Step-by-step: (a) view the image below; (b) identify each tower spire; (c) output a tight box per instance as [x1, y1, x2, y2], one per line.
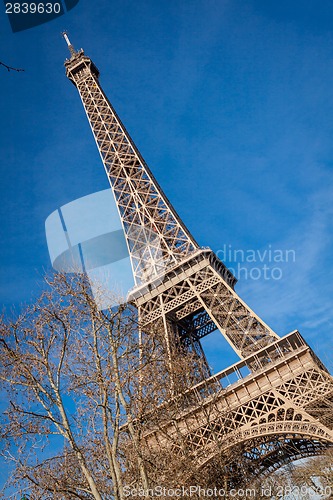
[62, 31, 77, 57]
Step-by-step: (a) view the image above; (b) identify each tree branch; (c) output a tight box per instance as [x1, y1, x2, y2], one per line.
[0, 61, 24, 72]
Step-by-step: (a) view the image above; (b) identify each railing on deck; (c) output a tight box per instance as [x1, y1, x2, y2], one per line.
[179, 330, 309, 408]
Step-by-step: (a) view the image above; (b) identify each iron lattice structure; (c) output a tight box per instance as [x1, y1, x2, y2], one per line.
[63, 36, 333, 483]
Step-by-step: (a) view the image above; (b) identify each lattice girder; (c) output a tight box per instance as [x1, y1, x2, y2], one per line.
[204, 437, 331, 489]
[65, 43, 274, 360]
[65, 52, 197, 284]
[133, 249, 278, 357]
[142, 333, 333, 474]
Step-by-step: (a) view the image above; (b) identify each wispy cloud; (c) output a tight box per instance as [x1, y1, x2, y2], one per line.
[235, 173, 333, 361]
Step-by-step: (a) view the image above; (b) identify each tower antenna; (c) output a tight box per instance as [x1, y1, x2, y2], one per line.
[62, 31, 76, 57]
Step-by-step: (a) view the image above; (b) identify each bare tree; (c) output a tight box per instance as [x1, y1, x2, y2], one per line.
[251, 449, 333, 500]
[0, 272, 148, 498]
[4, 271, 330, 499]
[0, 272, 216, 499]
[287, 450, 333, 498]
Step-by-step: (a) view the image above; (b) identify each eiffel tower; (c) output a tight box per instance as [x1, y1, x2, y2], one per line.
[63, 34, 333, 483]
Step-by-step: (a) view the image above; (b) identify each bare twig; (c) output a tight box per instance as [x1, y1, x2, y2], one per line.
[0, 61, 24, 72]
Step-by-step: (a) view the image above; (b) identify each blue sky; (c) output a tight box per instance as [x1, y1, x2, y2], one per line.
[1, 1, 333, 374]
[1, 0, 333, 494]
